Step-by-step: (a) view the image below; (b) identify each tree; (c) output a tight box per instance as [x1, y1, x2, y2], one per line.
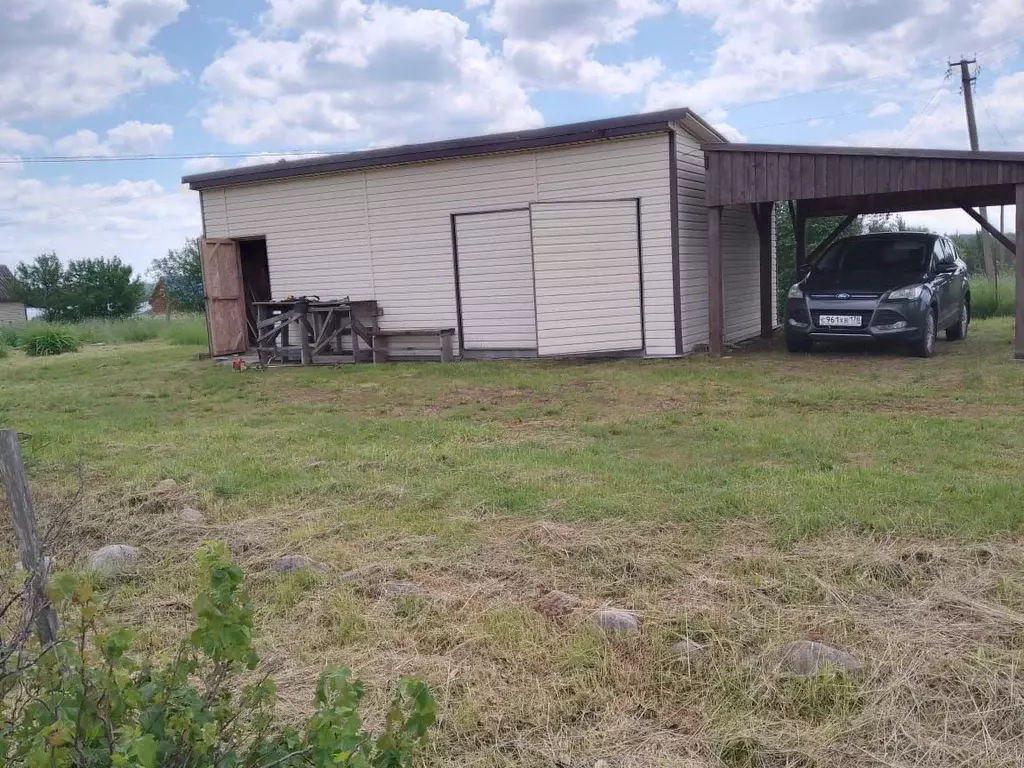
[150, 237, 204, 313]
[61, 257, 145, 321]
[13, 253, 63, 319]
[12, 254, 144, 322]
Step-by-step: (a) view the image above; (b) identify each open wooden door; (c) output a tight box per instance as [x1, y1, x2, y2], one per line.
[200, 238, 247, 356]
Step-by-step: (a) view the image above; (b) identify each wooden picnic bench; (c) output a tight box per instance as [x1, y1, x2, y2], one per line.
[371, 328, 456, 363]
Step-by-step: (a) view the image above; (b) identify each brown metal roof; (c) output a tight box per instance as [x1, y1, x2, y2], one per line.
[702, 142, 1024, 215]
[183, 108, 722, 190]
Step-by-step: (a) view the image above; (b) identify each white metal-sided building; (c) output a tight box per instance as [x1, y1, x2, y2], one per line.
[183, 108, 775, 360]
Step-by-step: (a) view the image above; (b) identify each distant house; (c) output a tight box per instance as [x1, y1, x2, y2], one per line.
[149, 279, 171, 316]
[0, 265, 27, 326]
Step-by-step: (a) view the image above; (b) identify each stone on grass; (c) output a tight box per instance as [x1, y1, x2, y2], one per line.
[153, 479, 178, 494]
[779, 640, 863, 676]
[378, 581, 428, 598]
[89, 545, 137, 578]
[275, 555, 328, 574]
[593, 609, 640, 636]
[537, 589, 580, 618]
[179, 507, 205, 524]
[671, 638, 706, 663]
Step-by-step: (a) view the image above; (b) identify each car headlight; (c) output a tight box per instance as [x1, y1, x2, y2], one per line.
[787, 284, 804, 299]
[887, 284, 924, 301]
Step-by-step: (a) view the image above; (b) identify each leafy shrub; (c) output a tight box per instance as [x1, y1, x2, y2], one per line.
[0, 341, 8, 359]
[0, 543, 436, 767]
[0, 326, 21, 348]
[20, 324, 81, 356]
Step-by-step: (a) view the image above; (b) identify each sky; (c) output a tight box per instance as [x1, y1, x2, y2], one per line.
[2, 0, 1023, 276]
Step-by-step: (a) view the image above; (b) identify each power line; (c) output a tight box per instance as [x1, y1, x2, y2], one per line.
[895, 71, 952, 147]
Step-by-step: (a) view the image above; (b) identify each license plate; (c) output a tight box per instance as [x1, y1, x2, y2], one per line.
[818, 314, 862, 327]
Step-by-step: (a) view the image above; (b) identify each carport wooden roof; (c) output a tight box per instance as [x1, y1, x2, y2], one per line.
[699, 142, 1024, 360]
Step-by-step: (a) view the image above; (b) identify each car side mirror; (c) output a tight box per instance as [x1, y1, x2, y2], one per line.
[937, 262, 957, 274]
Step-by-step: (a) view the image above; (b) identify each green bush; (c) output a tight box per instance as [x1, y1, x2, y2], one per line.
[0, 341, 8, 359]
[971, 275, 1016, 319]
[20, 325, 81, 356]
[0, 543, 436, 767]
[0, 326, 21, 348]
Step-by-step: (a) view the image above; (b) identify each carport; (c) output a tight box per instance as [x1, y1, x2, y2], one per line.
[702, 143, 1024, 358]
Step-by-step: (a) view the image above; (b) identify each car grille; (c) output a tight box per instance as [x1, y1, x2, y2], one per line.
[811, 310, 874, 332]
[808, 292, 883, 300]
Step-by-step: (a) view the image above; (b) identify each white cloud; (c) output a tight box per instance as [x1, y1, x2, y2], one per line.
[52, 121, 174, 157]
[484, 0, 666, 94]
[182, 157, 226, 174]
[0, 0, 186, 122]
[0, 124, 47, 152]
[0, 166, 200, 274]
[647, 0, 1023, 129]
[200, 0, 542, 147]
[868, 101, 902, 118]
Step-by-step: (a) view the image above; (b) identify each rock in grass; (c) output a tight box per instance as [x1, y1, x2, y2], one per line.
[89, 545, 137, 578]
[593, 609, 640, 636]
[537, 589, 580, 618]
[153, 479, 178, 494]
[275, 555, 328, 574]
[671, 638, 706, 663]
[778, 640, 862, 676]
[179, 507, 205, 524]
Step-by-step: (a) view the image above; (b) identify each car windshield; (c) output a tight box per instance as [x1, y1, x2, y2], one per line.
[814, 237, 930, 276]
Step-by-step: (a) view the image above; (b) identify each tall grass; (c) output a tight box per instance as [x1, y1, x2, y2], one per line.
[1, 314, 208, 351]
[971, 274, 1016, 319]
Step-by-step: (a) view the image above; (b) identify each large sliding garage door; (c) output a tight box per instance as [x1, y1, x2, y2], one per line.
[454, 209, 537, 352]
[530, 200, 643, 357]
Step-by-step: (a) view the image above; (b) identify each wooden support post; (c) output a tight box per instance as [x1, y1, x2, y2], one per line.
[794, 203, 808, 276]
[756, 203, 774, 339]
[256, 304, 268, 364]
[0, 429, 59, 646]
[296, 302, 312, 365]
[962, 207, 1017, 256]
[1016, 185, 1024, 360]
[708, 205, 725, 356]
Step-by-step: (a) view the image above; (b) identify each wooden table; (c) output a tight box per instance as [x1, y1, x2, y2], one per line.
[253, 299, 379, 365]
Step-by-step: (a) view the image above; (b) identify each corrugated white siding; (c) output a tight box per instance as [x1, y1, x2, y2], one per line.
[673, 125, 776, 350]
[0, 303, 26, 325]
[531, 201, 642, 356]
[200, 132, 675, 357]
[455, 210, 536, 350]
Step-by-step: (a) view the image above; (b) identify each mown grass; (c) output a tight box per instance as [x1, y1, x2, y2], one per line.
[2, 319, 1023, 767]
[971, 274, 1016, 319]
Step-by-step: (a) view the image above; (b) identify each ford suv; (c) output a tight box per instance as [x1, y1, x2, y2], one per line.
[785, 232, 970, 357]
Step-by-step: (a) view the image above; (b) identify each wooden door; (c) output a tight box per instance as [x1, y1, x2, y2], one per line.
[530, 201, 643, 356]
[200, 238, 247, 356]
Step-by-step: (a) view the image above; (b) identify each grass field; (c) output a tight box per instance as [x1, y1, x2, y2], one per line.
[2, 318, 1023, 767]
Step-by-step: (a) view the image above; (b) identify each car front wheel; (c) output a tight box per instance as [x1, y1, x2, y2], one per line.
[946, 301, 969, 341]
[910, 310, 937, 358]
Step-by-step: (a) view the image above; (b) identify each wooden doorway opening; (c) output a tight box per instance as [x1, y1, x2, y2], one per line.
[239, 238, 270, 345]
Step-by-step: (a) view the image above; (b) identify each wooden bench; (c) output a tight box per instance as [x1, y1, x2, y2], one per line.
[371, 328, 456, 363]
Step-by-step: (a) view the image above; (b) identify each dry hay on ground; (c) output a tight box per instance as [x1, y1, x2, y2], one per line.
[6, 486, 1024, 768]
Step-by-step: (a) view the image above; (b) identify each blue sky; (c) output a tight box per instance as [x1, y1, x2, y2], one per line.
[2, 0, 1023, 275]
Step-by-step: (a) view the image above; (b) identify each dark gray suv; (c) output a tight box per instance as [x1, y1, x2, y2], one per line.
[785, 232, 970, 358]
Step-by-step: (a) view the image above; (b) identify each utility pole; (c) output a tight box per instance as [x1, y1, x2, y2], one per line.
[952, 57, 997, 279]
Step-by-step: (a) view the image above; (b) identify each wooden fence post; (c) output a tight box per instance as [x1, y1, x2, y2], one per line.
[0, 429, 60, 646]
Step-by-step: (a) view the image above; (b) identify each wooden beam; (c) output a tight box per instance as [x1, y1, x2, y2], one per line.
[0, 429, 59, 646]
[961, 207, 1016, 255]
[808, 215, 857, 263]
[787, 200, 796, 231]
[794, 203, 808, 275]
[708, 206, 725, 356]
[757, 203, 774, 338]
[1016, 185, 1024, 361]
